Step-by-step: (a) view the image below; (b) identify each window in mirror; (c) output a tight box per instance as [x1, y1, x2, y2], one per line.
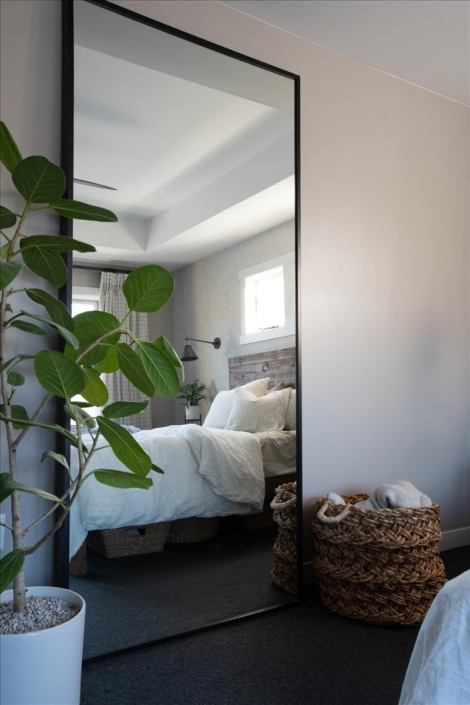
[240, 252, 295, 344]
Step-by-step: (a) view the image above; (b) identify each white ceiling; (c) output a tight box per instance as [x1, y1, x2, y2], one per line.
[219, 0, 470, 106]
[73, 0, 295, 271]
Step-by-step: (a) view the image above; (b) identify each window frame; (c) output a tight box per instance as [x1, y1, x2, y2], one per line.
[239, 252, 295, 345]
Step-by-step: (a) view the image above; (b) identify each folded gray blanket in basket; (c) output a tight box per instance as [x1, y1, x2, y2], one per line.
[354, 481, 432, 510]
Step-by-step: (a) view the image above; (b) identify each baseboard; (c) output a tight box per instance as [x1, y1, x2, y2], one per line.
[439, 527, 470, 552]
[302, 527, 470, 585]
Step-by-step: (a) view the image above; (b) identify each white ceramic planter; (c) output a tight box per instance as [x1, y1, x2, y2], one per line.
[0, 586, 86, 705]
[185, 404, 201, 421]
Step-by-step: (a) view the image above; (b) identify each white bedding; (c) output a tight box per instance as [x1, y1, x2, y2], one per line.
[399, 570, 470, 705]
[69, 424, 264, 559]
[255, 430, 296, 478]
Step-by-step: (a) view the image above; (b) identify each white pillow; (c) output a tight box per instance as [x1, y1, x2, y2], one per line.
[284, 389, 296, 430]
[225, 387, 291, 433]
[203, 378, 270, 429]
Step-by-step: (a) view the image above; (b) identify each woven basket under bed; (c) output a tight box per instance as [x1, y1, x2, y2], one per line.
[270, 482, 297, 594]
[312, 493, 447, 625]
[166, 517, 219, 544]
[87, 522, 170, 558]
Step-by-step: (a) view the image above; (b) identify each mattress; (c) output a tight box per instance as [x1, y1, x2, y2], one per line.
[255, 430, 297, 478]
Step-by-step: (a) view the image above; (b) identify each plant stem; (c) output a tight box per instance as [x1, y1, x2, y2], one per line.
[0, 203, 30, 613]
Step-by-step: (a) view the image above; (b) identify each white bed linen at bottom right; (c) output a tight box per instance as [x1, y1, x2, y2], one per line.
[399, 569, 470, 705]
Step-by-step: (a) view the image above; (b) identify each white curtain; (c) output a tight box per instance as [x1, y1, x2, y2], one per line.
[99, 272, 153, 429]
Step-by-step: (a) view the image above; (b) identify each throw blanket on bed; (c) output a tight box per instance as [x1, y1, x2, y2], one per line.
[69, 425, 264, 559]
[354, 481, 432, 510]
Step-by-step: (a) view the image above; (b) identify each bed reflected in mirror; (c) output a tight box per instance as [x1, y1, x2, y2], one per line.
[64, 0, 300, 659]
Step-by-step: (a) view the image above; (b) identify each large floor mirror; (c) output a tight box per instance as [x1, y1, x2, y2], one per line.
[59, 0, 301, 660]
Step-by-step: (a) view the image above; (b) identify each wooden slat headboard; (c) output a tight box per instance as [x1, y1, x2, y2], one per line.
[228, 348, 296, 390]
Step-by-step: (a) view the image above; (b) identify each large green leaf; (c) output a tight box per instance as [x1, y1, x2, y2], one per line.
[7, 371, 25, 387]
[26, 289, 74, 331]
[154, 335, 183, 369]
[40, 450, 69, 471]
[0, 356, 32, 374]
[116, 343, 155, 396]
[19, 235, 96, 254]
[21, 243, 68, 288]
[67, 311, 121, 365]
[9, 320, 47, 335]
[20, 311, 79, 349]
[92, 469, 152, 490]
[102, 401, 148, 419]
[0, 205, 17, 229]
[96, 417, 152, 476]
[50, 200, 117, 222]
[0, 550, 25, 593]
[135, 341, 180, 398]
[0, 473, 14, 503]
[93, 347, 119, 374]
[0, 261, 22, 290]
[123, 265, 174, 313]
[0, 405, 29, 430]
[0, 474, 64, 506]
[0, 122, 22, 173]
[0, 243, 9, 259]
[12, 156, 65, 204]
[81, 367, 109, 407]
[34, 350, 85, 399]
[0, 415, 80, 447]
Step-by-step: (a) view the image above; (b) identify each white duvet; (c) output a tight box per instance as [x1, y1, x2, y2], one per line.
[69, 424, 265, 559]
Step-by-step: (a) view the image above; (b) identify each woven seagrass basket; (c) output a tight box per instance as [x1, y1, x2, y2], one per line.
[270, 482, 297, 594]
[87, 521, 170, 558]
[312, 493, 447, 625]
[166, 517, 219, 544]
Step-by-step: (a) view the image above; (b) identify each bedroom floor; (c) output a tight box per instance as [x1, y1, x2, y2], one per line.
[70, 525, 297, 659]
[80, 545, 469, 705]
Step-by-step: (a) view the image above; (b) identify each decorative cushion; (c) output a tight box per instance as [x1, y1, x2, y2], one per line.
[203, 378, 270, 429]
[225, 387, 291, 433]
[284, 389, 296, 430]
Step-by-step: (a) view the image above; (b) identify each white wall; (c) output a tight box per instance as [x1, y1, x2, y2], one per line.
[114, 0, 470, 552]
[1, 0, 468, 586]
[173, 220, 295, 422]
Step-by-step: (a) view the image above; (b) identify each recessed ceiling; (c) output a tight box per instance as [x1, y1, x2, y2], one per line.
[73, 0, 295, 271]
[219, 0, 470, 106]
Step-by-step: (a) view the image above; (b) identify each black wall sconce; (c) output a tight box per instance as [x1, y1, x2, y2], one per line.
[180, 337, 221, 361]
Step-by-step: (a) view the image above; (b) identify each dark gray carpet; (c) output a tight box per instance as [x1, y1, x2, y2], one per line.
[71, 526, 296, 658]
[80, 545, 469, 705]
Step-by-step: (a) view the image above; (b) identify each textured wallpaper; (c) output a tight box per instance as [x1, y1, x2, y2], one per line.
[173, 220, 295, 423]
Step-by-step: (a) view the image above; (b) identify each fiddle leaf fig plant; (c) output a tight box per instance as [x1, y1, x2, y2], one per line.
[0, 122, 182, 613]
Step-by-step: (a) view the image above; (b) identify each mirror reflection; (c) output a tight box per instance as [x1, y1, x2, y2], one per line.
[68, 0, 298, 659]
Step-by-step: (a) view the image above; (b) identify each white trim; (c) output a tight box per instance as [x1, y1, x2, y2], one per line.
[439, 526, 470, 552]
[72, 286, 100, 300]
[240, 324, 295, 345]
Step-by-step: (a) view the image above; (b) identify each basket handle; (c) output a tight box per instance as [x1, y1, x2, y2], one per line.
[270, 496, 297, 511]
[317, 501, 351, 524]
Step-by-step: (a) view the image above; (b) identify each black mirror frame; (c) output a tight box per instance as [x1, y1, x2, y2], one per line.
[58, 0, 302, 663]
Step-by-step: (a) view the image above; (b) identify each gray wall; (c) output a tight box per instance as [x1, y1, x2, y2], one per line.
[0, 0, 62, 584]
[173, 220, 295, 422]
[116, 0, 470, 547]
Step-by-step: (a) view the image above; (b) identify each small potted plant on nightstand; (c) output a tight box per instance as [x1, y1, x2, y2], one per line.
[178, 380, 207, 422]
